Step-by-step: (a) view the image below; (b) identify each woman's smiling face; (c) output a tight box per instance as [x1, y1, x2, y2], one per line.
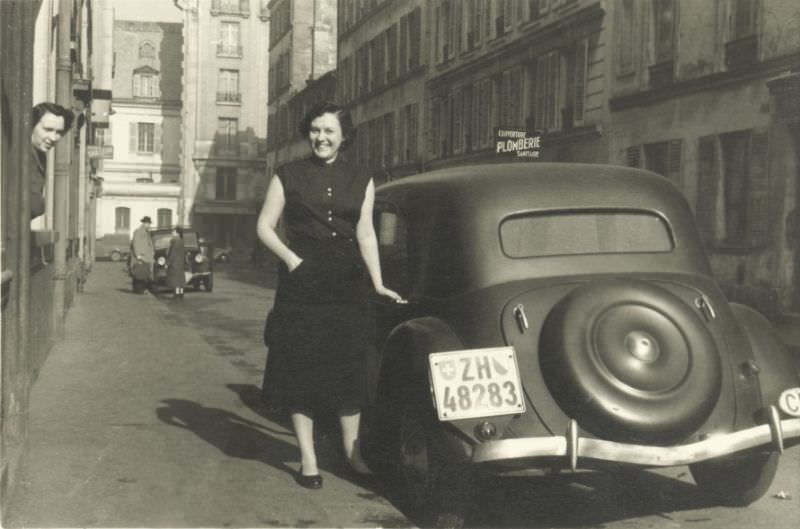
[308, 112, 343, 162]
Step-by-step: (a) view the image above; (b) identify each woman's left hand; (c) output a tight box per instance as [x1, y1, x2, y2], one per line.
[375, 284, 407, 304]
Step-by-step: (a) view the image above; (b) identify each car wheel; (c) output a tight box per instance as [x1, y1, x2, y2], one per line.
[540, 278, 722, 444]
[374, 383, 471, 529]
[204, 276, 214, 292]
[110, 250, 122, 262]
[690, 451, 779, 506]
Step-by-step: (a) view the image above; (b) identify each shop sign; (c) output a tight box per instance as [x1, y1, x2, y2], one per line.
[495, 128, 541, 159]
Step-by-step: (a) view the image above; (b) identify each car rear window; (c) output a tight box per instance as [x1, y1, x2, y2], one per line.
[500, 209, 674, 258]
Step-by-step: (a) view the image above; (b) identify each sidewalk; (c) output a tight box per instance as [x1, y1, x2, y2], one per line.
[4, 262, 406, 528]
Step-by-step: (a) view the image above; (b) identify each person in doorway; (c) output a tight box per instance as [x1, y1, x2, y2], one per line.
[30, 102, 73, 219]
[166, 226, 186, 300]
[130, 216, 155, 293]
[256, 101, 405, 490]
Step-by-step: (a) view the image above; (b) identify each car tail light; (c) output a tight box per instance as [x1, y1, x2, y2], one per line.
[157, 256, 166, 266]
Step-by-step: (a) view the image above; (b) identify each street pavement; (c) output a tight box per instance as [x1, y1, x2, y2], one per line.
[4, 261, 800, 529]
[4, 262, 413, 528]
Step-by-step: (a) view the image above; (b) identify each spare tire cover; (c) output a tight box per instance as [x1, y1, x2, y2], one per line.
[539, 278, 721, 445]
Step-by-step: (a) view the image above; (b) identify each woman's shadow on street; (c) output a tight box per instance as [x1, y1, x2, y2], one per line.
[155, 398, 298, 478]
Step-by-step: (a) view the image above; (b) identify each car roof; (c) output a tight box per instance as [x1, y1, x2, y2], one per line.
[376, 163, 712, 294]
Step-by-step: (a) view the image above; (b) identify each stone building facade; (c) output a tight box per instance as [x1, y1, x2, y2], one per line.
[608, 0, 800, 316]
[265, 0, 338, 177]
[176, 0, 269, 252]
[96, 19, 183, 241]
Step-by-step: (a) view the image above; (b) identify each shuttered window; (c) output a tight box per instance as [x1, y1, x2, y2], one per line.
[695, 130, 770, 249]
[129, 122, 160, 154]
[573, 39, 588, 126]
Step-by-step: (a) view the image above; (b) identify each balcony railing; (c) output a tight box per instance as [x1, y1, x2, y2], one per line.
[649, 60, 674, 90]
[725, 34, 758, 71]
[216, 92, 241, 103]
[210, 0, 249, 17]
[217, 44, 243, 57]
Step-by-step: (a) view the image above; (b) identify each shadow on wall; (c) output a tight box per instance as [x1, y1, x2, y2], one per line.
[190, 127, 267, 263]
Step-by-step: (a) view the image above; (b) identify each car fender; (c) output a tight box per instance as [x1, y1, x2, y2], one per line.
[378, 317, 473, 461]
[730, 303, 799, 407]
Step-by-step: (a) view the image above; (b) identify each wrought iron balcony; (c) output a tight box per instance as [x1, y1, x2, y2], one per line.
[725, 34, 758, 71]
[216, 92, 241, 103]
[216, 44, 243, 57]
[210, 0, 249, 17]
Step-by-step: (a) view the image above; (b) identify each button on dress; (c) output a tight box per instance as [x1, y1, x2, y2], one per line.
[262, 156, 374, 411]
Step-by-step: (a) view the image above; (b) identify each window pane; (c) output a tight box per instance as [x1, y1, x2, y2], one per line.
[500, 210, 674, 257]
[138, 123, 155, 152]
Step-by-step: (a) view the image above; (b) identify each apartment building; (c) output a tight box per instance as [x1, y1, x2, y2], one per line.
[337, 0, 426, 180]
[265, 0, 338, 178]
[176, 0, 269, 251]
[97, 19, 183, 240]
[608, 0, 800, 316]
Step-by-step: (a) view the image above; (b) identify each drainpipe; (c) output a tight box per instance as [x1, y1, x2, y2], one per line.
[52, 0, 73, 337]
[309, 0, 316, 80]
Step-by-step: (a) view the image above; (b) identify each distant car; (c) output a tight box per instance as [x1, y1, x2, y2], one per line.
[149, 227, 214, 292]
[95, 233, 130, 262]
[213, 245, 232, 263]
[364, 163, 800, 528]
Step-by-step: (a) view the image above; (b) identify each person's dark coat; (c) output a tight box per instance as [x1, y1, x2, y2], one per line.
[166, 235, 186, 288]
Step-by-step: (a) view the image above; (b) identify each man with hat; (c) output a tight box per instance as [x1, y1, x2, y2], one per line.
[130, 216, 155, 292]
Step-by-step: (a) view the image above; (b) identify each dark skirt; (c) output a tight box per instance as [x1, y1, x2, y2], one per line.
[262, 237, 370, 412]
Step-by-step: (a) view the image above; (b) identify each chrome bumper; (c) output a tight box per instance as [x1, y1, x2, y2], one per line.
[472, 407, 800, 469]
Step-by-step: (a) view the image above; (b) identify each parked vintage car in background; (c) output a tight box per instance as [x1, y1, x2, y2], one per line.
[363, 163, 800, 528]
[149, 227, 214, 292]
[95, 233, 130, 262]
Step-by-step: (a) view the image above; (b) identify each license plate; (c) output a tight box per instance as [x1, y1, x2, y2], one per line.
[778, 387, 800, 417]
[428, 346, 525, 421]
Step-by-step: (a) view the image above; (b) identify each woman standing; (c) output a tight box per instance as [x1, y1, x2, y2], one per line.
[257, 102, 404, 489]
[166, 226, 186, 300]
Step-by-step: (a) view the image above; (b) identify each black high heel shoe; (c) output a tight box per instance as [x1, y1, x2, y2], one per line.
[296, 469, 322, 489]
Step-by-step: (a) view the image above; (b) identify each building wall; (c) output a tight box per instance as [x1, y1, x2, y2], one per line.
[176, 0, 269, 251]
[337, 0, 428, 180]
[96, 19, 183, 240]
[1, 0, 105, 516]
[265, 0, 338, 179]
[607, 0, 800, 315]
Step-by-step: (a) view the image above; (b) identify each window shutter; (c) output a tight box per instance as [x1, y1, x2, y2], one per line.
[155, 123, 163, 154]
[696, 135, 719, 244]
[747, 131, 770, 247]
[410, 7, 421, 69]
[535, 56, 546, 131]
[574, 38, 588, 126]
[129, 123, 138, 152]
[399, 15, 408, 76]
[667, 138, 683, 187]
[133, 74, 141, 97]
[626, 145, 641, 167]
[508, 69, 520, 128]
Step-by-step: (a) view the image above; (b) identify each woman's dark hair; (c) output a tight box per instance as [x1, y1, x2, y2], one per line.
[175, 226, 184, 238]
[32, 102, 74, 132]
[298, 101, 356, 151]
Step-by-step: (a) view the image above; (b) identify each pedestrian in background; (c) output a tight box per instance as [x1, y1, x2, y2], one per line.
[166, 226, 186, 300]
[130, 216, 155, 293]
[257, 101, 405, 489]
[30, 102, 73, 219]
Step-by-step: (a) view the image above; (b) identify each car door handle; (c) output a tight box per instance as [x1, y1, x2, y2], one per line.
[513, 304, 529, 333]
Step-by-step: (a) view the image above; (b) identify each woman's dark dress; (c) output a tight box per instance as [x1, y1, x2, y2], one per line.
[262, 156, 373, 411]
[166, 236, 186, 289]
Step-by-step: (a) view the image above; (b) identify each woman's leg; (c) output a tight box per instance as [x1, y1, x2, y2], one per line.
[291, 409, 318, 475]
[339, 408, 372, 474]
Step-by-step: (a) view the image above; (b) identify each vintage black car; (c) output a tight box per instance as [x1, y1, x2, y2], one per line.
[149, 227, 214, 292]
[364, 163, 800, 528]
